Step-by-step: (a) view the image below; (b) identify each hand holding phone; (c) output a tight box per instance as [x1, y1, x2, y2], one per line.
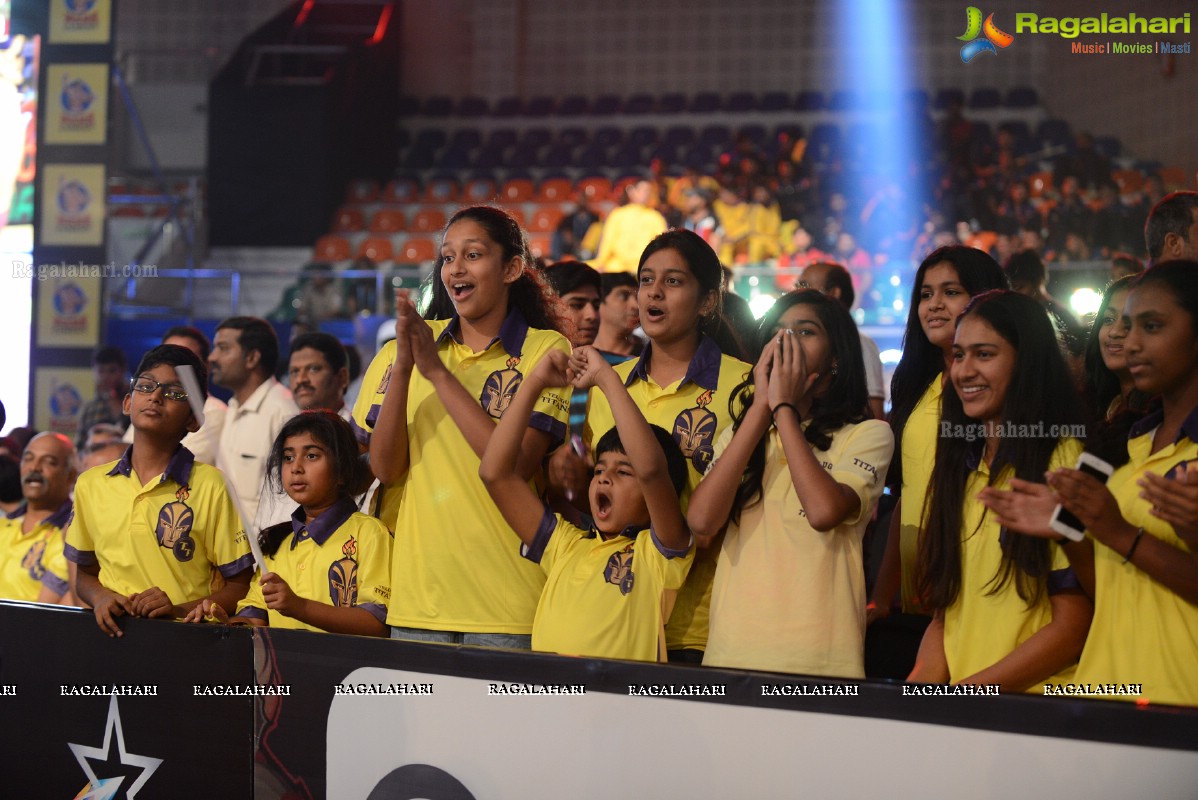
[1049, 453, 1114, 541]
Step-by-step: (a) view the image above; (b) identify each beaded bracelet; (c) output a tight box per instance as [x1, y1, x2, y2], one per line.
[770, 403, 801, 423]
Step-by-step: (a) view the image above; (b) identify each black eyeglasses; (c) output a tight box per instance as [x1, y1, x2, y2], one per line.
[130, 378, 188, 402]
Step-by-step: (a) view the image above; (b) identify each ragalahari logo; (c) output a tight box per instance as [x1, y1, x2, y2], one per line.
[958, 7, 1014, 62]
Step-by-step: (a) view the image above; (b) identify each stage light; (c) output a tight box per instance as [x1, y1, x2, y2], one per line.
[750, 293, 778, 320]
[1070, 287, 1103, 317]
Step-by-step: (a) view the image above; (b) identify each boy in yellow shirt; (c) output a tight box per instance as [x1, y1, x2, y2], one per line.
[66, 345, 254, 637]
[480, 346, 693, 662]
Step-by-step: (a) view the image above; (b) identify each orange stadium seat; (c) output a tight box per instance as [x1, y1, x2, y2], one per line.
[1112, 169, 1144, 195]
[398, 238, 437, 263]
[425, 177, 459, 203]
[382, 177, 421, 204]
[500, 178, 534, 203]
[314, 234, 352, 261]
[1159, 166, 1189, 191]
[536, 178, 572, 202]
[528, 206, 564, 233]
[411, 208, 447, 233]
[369, 208, 406, 233]
[358, 236, 394, 262]
[505, 207, 526, 229]
[576, 176, 612, 202]
[345, 179, 380, 204]
[332, 206, 366, 233]
[527, 236, 552, 260]
[1028, 172, 1052, 198]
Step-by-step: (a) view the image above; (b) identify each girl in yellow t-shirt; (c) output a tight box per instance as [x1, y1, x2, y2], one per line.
[908, 291, 1092, 693]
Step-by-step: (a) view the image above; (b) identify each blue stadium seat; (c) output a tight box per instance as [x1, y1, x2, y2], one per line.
[437, 146, 473, 170]
[395, 129, 412, 150]
[559, 95, 590, 116]
[457, 96, 489, 117]
[486, 129, 518, 151]
[736, 124, 767, 146]
[933, 88, 966, 110]
[397, 95, 420, 116]
[593, 126, 624, 149]
[795, 91, 824, 111]
[1004, 86, 1039, 108]
[472, 145, 506, 170]
[493, 97, 523, 117]
[542, 143, 576, 169]
[689, 92, 722, 113]
[423, 95, 454, 117]
[507, 143, 542, 169]
[659, 93, 687, 114]
[576, 144, 610, 171]
[521, 127, 553, 149]
[1094, 136, 1122, 159]
[414, 129, 447, 150]
[698, 124, 731, 147]
[808, 123, 843, 164]
[760, 91, 791, 112]
[593, 94, 622, 115]
[998, 120, 1033, 154]
[664, 126, 697, 148]
[628, 126, 659, 149]
[903, 89, 930, 110]
[1036, 118, 1072, 151]
[827, 91, 861, 111]
[624, 94, 656, 114]
[726, 92, 757, 112]
[968, 87, 1002, 109]
[526, 96, 556, 116]
[610, 142, 645, 168]
[558, 127, 589, 149]
[448, 129, 482, 151]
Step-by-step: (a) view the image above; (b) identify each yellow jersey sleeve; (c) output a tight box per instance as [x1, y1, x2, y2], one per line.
[350, 339, 398, 447]
[63, 471, 98, 564]
[190, 464, 253, 578]
[351, 513, 393, 618]
[826, 419, 895, 527]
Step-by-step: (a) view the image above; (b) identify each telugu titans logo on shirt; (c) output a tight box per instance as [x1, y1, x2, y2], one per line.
[156, 485, 196, 562]
[329, 536, 359, 607]
[21, 540, 47, 580]
[480, 357, 523, 420]
[604, 544, 636, 596]
[674, 389, 717, 473]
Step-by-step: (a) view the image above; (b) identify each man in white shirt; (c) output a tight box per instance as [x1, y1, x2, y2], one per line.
[287, 332, 350, 419]
[209, 317, 298, 525]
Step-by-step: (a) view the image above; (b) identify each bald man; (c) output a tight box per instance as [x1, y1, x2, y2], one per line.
[0, 433, 78, 604]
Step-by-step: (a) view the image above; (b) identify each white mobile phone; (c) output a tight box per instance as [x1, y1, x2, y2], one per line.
[1048, 452, 1115, 541]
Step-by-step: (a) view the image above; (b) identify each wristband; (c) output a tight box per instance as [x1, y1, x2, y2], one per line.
[771, 402, 801, 423]
[1121, 527, 1144, 564]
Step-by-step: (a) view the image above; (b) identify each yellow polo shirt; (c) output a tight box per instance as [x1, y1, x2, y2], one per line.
[593, 203, 667, 274]
[703, 419, 894, 677]
[65, 446, 253, 603]
[236, 498, 392, 632]
[352, 309, 571, 634]
[584, 336, 750, 651]
[943, 438, 1083, 691]
[524, 508, 694, 662]
[899, 378, 942, 613]
[1074, 409, 1198, 706]
[0, 500, 72, 601]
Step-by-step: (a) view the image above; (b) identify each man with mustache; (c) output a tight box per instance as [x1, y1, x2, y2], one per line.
[287, 332, 350, 418]
[0, 433, 77, 604]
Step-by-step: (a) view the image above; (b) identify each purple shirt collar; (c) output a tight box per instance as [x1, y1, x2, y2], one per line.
[625, 335, 722, 391]
[435, 307, 529, 357]
[44, 498, 74, 529]
[289, 496, 357, 549]
[1128, 403, 1198, 444]
[107, 444, 196, 487]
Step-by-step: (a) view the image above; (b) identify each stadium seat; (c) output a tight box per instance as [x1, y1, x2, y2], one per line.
[528, 206, 564, 233]
[628, 127, 659, 149]
[1036, 119, 1072, 151]
[332, 206, 366, 233]
[486, 129, 519, 151]
[397, 95, 420, 116]
[536, 177, 573, 202]
[795, 91, 824, 111]
[1094, 136, 1122, 159]
[664, 126, 697, 148]
[689, 92, 721, 113]
[521, 128, 553, 149]
[397, 237, 436, 264]
[505, 207, 527, 228]
[526, 96, 556, 116]
[382, 177, 421, 204]
[543, 143, 576, 169]
[457, 96, 490, 117]
[315, 235, 352, 261]
[358, 236, 394, 263]
[760, 91, 790, 112]
[493, 96, 523, 117]
[968, 87, 1002, 109]
[592, 94, 622, 115]
[1028, 171, 1053, 198]
[736, 124, 767, 145]
[576, 176, 613, 202]
[559, 127, 588, 149]
[1112, 169, 1144, 195]
[424, 176, 459, 204]
[462, 176, 498, 203]
[726, 92, 757, 112]
[414, 129, 448, 151]
[1160, 166, 1190, 190]
[1004, 86, 1039, 108]
[624, 94, 655, 114]
[369, 209, 406, 234]
[593, 127, 624, 149]
[411, 208, 448, 233]
[345, 178, 380, 204]
[527, 236, 552, 260]
[659, 93, 687, 114]
[933, 88, 966, 110]
[698, 124, 731, 147]
[423, 96, 454, 117]
[558, 95, 589, 116]
[827, 91, 861, 111]
[500, 177, 535, 203]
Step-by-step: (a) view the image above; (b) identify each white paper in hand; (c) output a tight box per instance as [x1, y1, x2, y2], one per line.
[221, 473, 268, 576]
[174, 364, 206, 428]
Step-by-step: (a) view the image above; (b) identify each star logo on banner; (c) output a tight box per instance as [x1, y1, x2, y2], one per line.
[68, 695, 162, 800]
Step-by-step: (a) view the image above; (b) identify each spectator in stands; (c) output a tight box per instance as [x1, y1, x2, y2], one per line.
[713, 182, 751, 265]
[594, 177, 667, 273]
[833, 231, 871, 271]
[77, 346, 128, 446]
[80, 441, 127, 473]
[593, 272, 642, 361]
[287, 332, 350, 418]
[746, 183, 783, 264]
[1110, 251, 1144, 282]
[1004, 249, 1086, 355]
[1053, 231, 1095, 264]
[122, 326, 228, 466]
[542, 261, 602, 349]
[682, 187, 724, 254]
[1046, 176, 1092, 255]
[551, 193, 601, 261]
[1145, 191, 1198, 264]
[1053, 131, 1112, 192]
[481, 346, 693, 663]
[210, 317, 298, 523]
[0, 432, 77, 604]
[801, 262, 885, 419]
[82, 422, 124, 451]
[66, 344, 253, 637]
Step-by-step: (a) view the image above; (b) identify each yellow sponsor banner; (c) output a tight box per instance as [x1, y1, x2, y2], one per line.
[36, 273, 100, 348]
[48, 0, 112, 44]
[33, 366, 94, 438]
[39, 163, 105, 246]
[44, 64, 108, 145]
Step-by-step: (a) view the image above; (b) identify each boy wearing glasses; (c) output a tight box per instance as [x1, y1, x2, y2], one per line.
[65, 345, 254, 637]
